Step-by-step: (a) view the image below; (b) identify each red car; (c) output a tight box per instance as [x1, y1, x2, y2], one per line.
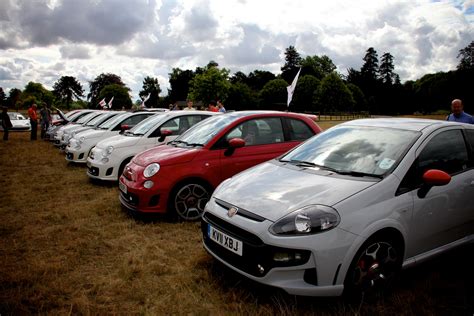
[119, 111, 322, 220]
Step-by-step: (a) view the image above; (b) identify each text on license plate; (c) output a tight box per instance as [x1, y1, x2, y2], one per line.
[119, 181, 127, 194]
[208, 224, 243, 256]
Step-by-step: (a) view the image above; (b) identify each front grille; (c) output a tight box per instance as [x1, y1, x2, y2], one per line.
[120, 191, 139, 206]
[88, 166, 99, 176]
[202, 212, 311, 277]
[215, 199, 265, 222]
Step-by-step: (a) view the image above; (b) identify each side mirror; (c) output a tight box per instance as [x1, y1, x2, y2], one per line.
[418, 169, 451, 198]
[228, 138, 245, 149]
[120, 124, 130, 134]
[159, 129, 172, 142]
[225, 138, 245, 156]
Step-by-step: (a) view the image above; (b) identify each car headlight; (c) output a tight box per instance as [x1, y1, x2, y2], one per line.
[269, 205, 340, 235]
[102, 145, 114, 157]
[143, 163, 160, 178]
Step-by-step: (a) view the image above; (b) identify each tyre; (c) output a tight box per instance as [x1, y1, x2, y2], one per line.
[170, 181, 211, 221]
[344, 236, 402, 300]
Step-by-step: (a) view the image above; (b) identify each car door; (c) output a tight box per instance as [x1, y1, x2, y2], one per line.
[217, 117, 296, 181]
[402, 128, 474, 258]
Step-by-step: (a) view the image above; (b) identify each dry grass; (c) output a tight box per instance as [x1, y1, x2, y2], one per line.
[1, 122, 473, 315]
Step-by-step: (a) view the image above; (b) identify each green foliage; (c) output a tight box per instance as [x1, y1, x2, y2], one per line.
[361, 47, 379, 79]
[20, 82, 55, 109]
[98, 84, 132, 110]
[0, 87, 5, 105]
[70, 100, 88, 110]
[188, 66, 230, 104]
[247, 70, 276, 91]
[314, 73, 355, 112]
[379, 52, 395, 85]
[88, 73, 127, 107]
[281, 46, 302, 83]
[301, 55, 336, 80]
[259, 79, 288, 110]
[168, 68, 195, 102]
[139, 76, 161, 108]
[225, 82, 258, 110]
[291, 75, 320, 112]
[347, 83, 368, 111]
[457, 40, 474, 70]
[53, 76, 84, 109]
[7, 88, 21, 110]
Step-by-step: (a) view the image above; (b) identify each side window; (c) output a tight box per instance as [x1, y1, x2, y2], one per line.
[286, 118, 314, 141]
[398, 129, 469, 194]
[115, 114, 151, 130]
[465, 129, 474, 154]
[150, 115, 205, 138]
[226, 118, 284, 146]
[417, 129, 469, 175]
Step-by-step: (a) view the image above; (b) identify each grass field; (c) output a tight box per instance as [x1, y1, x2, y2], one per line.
[1, 119, 473, 315]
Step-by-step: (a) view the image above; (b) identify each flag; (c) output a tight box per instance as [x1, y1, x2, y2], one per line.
[107, 96, 114, 109]
[98, 98, 106, 109]
[286, 67, 301, 108]
[141, 93, 151, 109]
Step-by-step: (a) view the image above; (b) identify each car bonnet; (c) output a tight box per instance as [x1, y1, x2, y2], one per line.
[212, 160, 378, 222]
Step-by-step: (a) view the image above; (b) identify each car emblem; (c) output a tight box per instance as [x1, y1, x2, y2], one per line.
[227, 207, 238, 218]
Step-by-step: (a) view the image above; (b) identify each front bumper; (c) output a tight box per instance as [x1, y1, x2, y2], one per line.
[200, 198, 358, 297]
[65, 146, 88, 163]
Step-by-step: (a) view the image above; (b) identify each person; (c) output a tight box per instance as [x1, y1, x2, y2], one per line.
[40, 103, 52, 139]
[28, 103, 38, 140]
[207, 100, 218, 112]
[183, 100, 196, 111]
[447, 99, 474, 124]
[171, 102, 179, 111]
[1, 106, 13, 141]
[217, 100, 226, 113]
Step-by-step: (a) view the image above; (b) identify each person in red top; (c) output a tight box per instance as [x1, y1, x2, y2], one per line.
[207, 100, 219, 112]
[28, 103, 38, 140]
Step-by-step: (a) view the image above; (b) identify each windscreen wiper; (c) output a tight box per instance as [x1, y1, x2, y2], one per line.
[335, 170, 384, 179]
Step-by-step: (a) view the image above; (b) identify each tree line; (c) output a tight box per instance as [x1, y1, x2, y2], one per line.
[0, 41, 472, 114]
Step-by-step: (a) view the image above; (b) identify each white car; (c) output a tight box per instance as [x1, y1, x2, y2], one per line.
[202, 118, 474, 297]
[60, 111, 122, 149]
[0, 112, 31, 131]
[65, 111, 156, 163]
[53, 110, 98, 146]
[57, 111, 107, 149]
[87, 111, 217, 181]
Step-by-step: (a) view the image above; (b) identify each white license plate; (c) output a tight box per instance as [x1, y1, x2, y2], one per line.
[119, 181, 127, 194]
[208, 224, 243, 256]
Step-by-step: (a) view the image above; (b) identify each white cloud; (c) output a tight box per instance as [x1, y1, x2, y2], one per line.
[0, 0, 472, 99]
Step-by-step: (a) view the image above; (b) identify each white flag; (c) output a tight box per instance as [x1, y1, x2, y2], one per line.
[98, 98, 106, 109]
[141, 93, 151, 109]
[286, 67, 301, 107]
[107, 96, 114, 109]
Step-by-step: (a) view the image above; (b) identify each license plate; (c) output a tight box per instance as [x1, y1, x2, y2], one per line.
[119, 181, 127, 194]
[208, 224, 243, 256]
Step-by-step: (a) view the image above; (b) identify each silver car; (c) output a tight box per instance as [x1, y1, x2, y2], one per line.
[202, 118, 474, 297]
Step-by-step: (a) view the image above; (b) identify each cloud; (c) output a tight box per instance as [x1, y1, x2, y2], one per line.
[60, 44, 91, 59]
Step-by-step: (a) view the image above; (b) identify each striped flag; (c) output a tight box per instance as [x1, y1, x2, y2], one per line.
[98, 98, 106, 109]
[286, 67, 301, 108]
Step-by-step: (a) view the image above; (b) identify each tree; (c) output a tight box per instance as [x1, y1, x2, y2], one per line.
[188, 66, 231, 104]
[314, 73, 355, 112]
[88, 73, 127, 107]
[281, 46, 302, 83]
[225, 82, 258, 111]
[0, 87, 5, 106]
[139, 76, 161, 108]
[347, 83, 368, 111]
[168, 68, 195, 102]
[53, 76, 84, 109]
[379, 53, 396, 85]
[98, 84, 132, 110]
[21, 82, 55, 108]
[259, 79, 288, 110]
[247, 70, 276, 91]
[301, 55, 337, 79]
[457, 40, 474, 70]
[230, 71, 248, 85]
[7, 88, 21, 110]
[361, 47, 379, 80]
[291, 75, 320, 112]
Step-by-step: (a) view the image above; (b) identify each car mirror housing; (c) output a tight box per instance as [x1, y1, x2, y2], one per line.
[159, 129, 172, 142]
[418, 169, 451, 198]
[120, 124, 130, 134]
[225, 138, 245, 157]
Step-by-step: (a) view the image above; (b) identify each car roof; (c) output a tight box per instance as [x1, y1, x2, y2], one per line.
[339, 117, 474, 131]
[159, 110, 220, 118]
[220, 110, 312, 119]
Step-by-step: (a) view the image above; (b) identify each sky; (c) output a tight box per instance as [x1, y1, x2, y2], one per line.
[0, 0, 473, 101]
